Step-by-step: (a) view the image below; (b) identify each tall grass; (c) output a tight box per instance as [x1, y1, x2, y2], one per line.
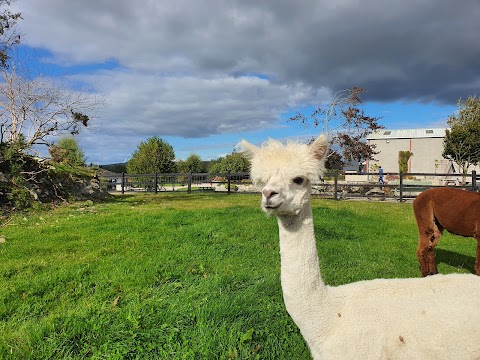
[0, 194, 476, 359]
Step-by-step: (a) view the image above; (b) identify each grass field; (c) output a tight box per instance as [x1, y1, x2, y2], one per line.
[0, 193, 477, 359]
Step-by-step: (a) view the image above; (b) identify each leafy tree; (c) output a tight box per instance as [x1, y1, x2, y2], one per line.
[443, 96, 480, 174]
[49, 136, 86, 166]
[290, 87, 383, 166]
[324, 149, 344, 170]
[0, 0, 21, 68]
[127, 136, 176, 174]
[208, 152, 250, 174]
[177, 154, 204, 173]
[207, 158, 223, 174]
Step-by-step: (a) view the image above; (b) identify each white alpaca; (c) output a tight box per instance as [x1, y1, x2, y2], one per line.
[240, 134, 480, 360]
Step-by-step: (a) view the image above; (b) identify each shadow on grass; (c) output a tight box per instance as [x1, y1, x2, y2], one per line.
[435, 248, 476, 274]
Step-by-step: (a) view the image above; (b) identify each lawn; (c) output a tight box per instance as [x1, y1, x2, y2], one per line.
[0, 193, 477, 359]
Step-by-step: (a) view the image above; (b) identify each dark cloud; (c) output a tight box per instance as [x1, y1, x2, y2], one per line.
[18, 0, 480, 104]
[13, 0, 479, 163]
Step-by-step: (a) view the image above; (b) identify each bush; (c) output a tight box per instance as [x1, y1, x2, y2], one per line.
[1, 143, 110, 213]
[398, 151, 413, 174]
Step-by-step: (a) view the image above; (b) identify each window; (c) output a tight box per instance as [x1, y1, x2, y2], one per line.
[426, 129, 433, 134]
[383, 131, 391, 135]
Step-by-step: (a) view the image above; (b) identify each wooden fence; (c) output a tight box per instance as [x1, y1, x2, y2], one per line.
[100, 170, 478, 201]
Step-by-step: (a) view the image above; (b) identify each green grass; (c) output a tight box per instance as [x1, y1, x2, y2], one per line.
[0, 194, 477, 359]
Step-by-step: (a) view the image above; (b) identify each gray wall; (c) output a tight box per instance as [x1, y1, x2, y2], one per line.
[367, 137, 445, 173]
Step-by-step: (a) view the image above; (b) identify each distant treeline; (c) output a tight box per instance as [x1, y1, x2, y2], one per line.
[99, 161, 214, 174]
[99, 163, 127, 173]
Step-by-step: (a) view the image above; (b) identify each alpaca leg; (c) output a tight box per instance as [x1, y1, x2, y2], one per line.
[414, 198, 438, 276]
[417, 241, 436, 276]
[425, 240, 438, 276]
[416, 226, 441, 277]
[416, 235, 429, 276]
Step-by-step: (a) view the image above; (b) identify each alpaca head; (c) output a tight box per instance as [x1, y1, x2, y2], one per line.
[240, 134, 328, 216]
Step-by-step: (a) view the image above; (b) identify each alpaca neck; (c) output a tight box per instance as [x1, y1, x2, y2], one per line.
[277, 201, 330, 338]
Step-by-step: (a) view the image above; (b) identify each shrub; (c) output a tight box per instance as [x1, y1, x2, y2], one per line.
[1, 143, 109, 212]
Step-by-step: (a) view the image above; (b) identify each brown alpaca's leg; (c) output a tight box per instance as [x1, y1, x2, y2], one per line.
[417, 236, 430, 277]
[413, 197, 441, 276]
[425, 243, 438, 276]
[416, 226, 440, 277]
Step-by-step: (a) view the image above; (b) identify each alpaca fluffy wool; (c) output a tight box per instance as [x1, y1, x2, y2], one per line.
[241, 134, 480, 360]
[240, 136, 327, 186]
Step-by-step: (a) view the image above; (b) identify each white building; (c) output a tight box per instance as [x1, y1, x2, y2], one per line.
[366, 128, 454, 174]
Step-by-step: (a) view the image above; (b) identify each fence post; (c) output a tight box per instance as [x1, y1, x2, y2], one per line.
[399, 172, 404, 202]
[227, 171, 231, 194]
[121, 172, 125, 194]
[334, 171, 338, 200]
[187, 172, 192, 194]
[472, 170, 477, 192]
[155, 172, 158, 194]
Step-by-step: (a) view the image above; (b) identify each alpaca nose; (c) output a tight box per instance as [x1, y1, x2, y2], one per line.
[262, 188, 278, 199]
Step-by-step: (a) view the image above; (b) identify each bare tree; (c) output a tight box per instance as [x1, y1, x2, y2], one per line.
[0, 64, 103, 150]
[290, 87, 383, 167]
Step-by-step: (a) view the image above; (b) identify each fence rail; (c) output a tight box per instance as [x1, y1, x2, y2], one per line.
[100, 172, 252, 195]
[100, 170, 478, 201]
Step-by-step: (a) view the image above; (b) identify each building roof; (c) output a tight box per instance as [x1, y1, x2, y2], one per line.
[367, 128, 446, 140]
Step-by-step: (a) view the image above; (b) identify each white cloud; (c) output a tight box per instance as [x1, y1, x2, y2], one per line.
[78, 70, 330, 138]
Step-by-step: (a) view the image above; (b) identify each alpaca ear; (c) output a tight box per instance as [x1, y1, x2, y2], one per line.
[309, 134, 329, 161]
[238, 140, 259, 160]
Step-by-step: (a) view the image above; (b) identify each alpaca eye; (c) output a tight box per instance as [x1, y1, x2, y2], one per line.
[293, 177, 304, 185]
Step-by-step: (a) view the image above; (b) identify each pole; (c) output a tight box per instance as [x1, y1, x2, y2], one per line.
[227, 172, 231, 194]
[188, 172, 192, 194]
[472, 170, 477, 192]
[334, 171, 338, 200]
[399, 172, 404, 202]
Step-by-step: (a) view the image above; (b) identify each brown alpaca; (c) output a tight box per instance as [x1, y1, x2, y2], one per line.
[413, 187, 480, 276]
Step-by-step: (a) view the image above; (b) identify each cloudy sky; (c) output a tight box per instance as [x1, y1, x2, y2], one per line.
[11, 0, 480, 164]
